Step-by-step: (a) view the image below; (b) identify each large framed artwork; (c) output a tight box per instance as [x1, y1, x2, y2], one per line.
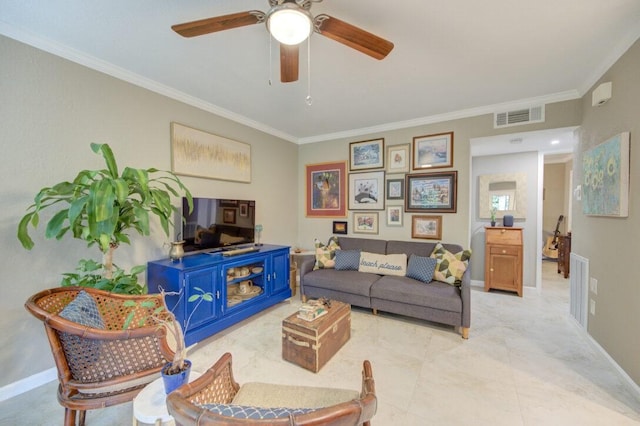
[349, 171, 385, 210]
[582, 132, 630, 217]
[405, 171, 457, 213]
[349, 138, 384, 171]
[171, 122, 251, 183]
[412, 132, 454, 170]
[305, 161, 347, 218]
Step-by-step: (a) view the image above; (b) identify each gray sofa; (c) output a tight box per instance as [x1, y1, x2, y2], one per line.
[299, 237, 470, 338]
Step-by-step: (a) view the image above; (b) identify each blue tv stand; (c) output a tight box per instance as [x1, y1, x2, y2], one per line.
[147, 244, 291, 346]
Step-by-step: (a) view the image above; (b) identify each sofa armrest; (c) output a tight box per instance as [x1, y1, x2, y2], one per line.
[459, 260, 471, 329]
[298, 255, 316, 295]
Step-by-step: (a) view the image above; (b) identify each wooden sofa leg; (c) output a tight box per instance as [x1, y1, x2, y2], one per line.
[301, 295, 307, 303]
[461, 327, 470, 339]
[372, 308, 378, 315]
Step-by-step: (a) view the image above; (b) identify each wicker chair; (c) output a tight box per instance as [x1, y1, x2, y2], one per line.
[167, 352, 377, 425]
[25, 286, 175, 426]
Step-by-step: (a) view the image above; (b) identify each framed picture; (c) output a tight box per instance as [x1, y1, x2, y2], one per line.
[412, 132, 454, 170]
[306, 161, 347, 217]
[405, 171, 457, 213]
[386, 206, 403, 227]
[582, 132, 630, 217]
[171, 122, 251, 183]
[353, 212, 379, 234]
[239, 203, 248, 217]
[386, 144, 410, 173]
[349, 138, 384, 171]
[223, 209, 236, 224]
[386, 178, 404, 200]
[349, 171, 385, 210]
[411, 215, 442, 240]
[333, 221, 348, 234]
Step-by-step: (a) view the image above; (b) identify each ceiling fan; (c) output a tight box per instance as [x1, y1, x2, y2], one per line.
[171, 0, 394, 83]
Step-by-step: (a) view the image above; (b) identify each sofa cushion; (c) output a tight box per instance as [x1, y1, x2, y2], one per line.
[303, 269, 379, 297]
[358, 252, 407, 276]
[430, 243, 472, 286]
[200, 404, 317, 419]
[313, 237, 340, 270]
[406, 255, 437, 283]
[371, 276, 462, 313]
[335, 237, 387, 254]
[334, 249, 361, 271]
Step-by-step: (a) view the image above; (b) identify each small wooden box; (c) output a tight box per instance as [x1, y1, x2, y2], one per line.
[282, 301, 351, 373]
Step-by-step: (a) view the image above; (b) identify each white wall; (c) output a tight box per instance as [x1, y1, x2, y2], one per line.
[0, 35, 298, 387]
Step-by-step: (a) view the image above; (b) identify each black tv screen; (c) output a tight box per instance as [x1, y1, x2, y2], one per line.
[181, 197, 255, 253]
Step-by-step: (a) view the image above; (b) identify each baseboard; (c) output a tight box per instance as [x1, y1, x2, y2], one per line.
[0, 367, 56, 402]
[581, 322, 640, 398]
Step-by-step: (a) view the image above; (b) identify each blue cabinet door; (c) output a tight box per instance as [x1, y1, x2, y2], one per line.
[183, 267, 220, 332]
[270, 249, 290, 295]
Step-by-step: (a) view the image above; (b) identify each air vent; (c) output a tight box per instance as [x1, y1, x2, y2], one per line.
[494, 105, 545, 128]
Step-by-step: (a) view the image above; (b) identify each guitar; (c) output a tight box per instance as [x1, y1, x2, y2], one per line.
[542, 215, 564, 259]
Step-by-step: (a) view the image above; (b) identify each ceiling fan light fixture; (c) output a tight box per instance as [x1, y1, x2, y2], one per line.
[267, 4, 313, 45]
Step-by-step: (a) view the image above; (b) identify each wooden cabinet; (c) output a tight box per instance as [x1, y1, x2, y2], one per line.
[557, 233, 571, 278]
[485, 227, 523, 297]
[148, 245, 291, 346]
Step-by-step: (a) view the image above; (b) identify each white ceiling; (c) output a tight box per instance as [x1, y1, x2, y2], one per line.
[2, 0, 640, 144]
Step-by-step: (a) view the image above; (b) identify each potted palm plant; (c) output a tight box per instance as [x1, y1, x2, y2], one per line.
[17, 143, 193, 294]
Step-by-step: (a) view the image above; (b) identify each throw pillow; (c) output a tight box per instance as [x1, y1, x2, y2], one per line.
[313, 236, 340, 270]
[358, 252, 407, 276]
[59, 290, 105, 329]
[201, 403, 317, 419]
[430, 243, 472, 286]
[406, 255, 438, 283]
[334, 249, 361, 271]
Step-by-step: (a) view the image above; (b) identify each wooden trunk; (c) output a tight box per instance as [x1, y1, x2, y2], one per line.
[282, 301, 351, 373]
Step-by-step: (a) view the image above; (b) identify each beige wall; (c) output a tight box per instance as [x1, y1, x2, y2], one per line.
[0, 35, 298, 387]
[573, 39, 640, 384]
[543, 163, 568, 237]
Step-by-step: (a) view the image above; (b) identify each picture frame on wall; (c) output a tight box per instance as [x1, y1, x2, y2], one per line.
[353, 212, 379, 234]
[332, 221, 348, 235]
[386, 144, 410, 173]
[386, 206, 403, 227]
[386, 178, 404, 200]
[349, 138, 384, 171]
[305, 161, 347, 218]
[171, 122, 251, 183]
[348, 171, 385, 210]
[405, 171, 457, 213]
[412, 132, 454, 170]
[239, 203, 248, 217]
[223, 209, 236, 224]
[411, 215, 442, 240]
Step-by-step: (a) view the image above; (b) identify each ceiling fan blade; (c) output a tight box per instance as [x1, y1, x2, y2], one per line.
[314, 14, 394, 60]
[280, 44, 299, 83]
[172, 11, 264, 38]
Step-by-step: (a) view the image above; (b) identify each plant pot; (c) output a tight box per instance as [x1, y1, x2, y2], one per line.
[161, 359, 191, 394]
[490, 221, 496, 227]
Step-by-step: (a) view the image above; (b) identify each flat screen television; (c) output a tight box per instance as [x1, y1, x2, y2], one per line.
[181, 197, 255, 253]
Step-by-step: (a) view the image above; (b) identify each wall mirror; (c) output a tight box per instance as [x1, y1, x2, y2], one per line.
[479, 173, 527, 219]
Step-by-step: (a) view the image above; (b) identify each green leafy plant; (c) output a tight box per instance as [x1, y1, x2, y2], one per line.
[123, 287, 214, 374]
[17, 143, 193, 294]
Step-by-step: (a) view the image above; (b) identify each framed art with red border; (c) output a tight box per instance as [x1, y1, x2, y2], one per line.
[306, 161, 347, 217]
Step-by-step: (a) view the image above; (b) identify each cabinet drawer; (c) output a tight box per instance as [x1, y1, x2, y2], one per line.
[486, 228, 522, 245]
[489, 245, 520, 256]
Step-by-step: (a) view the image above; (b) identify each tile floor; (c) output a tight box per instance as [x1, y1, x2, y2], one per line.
[2, 261, 640, 425]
